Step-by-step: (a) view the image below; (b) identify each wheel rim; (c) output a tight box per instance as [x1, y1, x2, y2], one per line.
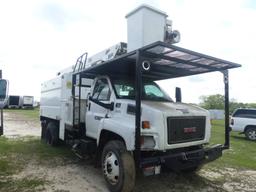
[248, 130, 256, 140]
[103, 151, 120, 185]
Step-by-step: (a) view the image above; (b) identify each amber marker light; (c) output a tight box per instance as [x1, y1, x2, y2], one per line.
[142, 121, 150, 129]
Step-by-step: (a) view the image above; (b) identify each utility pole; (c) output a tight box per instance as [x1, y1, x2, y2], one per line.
[0, 70, 3, 135]
[0, 69, 4, 136]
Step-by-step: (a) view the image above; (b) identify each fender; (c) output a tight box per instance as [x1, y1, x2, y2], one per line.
[96, 117, 135, 151]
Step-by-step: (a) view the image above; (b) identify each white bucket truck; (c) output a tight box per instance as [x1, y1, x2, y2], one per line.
[40, 5, 241, 192]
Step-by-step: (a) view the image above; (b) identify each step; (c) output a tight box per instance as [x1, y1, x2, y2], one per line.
[72, 138, 97, 156]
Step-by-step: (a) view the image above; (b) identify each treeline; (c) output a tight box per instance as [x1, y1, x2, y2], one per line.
[199, 94, 256, 114]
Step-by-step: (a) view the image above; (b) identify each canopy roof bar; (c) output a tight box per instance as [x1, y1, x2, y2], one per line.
[76, 41, 241, 80]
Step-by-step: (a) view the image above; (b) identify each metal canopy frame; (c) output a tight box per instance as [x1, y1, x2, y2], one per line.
[75, 41, 241, 80]
[0, 70, 3, 136]
[75, 41, 241, 167]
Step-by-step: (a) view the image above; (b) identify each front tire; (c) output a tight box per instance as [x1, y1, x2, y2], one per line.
[102, 140, 135, 192]
[245, 127, 256, 141]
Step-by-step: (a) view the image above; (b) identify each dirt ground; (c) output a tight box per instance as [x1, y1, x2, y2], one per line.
[4, 112, 41, 138]
[3, 111, 256, 192]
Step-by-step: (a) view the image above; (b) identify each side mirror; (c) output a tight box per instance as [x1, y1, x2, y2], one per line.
[0, 79, 8, 108]
[109, 102, 114, 111]
[175, 87, 182, 102]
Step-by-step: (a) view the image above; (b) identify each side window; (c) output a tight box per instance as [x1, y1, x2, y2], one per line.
[92, 79, 110, 101]
[233, 109, 256, 119]
[233, 110, 240, 117]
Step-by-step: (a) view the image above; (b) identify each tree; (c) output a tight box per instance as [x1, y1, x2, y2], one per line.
[199, 94, 256, 114]
[199, 94, 224, 110]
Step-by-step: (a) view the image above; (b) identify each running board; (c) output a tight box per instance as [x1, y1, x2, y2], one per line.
[72, 138, 97, 159]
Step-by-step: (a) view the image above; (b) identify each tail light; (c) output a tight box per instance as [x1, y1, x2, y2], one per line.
[230, 118, 234, 125]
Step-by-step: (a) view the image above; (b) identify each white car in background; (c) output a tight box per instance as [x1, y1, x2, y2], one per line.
[230, 108, 256, 141]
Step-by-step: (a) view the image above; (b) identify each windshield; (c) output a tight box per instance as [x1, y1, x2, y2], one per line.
[113, 79, 172, 102]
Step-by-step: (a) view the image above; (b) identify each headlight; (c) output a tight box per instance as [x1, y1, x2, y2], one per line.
[141, 136, 156, 149]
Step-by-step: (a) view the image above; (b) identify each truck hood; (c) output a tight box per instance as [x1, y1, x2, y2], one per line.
[141, 101, 208, 117]
[114, 99, 211, 150]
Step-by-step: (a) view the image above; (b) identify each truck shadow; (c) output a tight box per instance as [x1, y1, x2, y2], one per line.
[134, 172, 220, 192]
[76, 155, 221, 192]
[231, 135, 249, 142]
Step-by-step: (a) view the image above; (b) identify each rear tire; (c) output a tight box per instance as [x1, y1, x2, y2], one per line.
[41, 120, 47, 141]
[45, 122, 59, 146]
[245, 127, 256, 141]
[102, 140, 135, 192]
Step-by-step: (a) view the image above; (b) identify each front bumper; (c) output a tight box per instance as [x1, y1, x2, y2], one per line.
[140, 144, 223, 171]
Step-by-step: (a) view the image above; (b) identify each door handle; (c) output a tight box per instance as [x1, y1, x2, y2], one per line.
[88, 102, 91, 111]
[94, 116, 103, 121]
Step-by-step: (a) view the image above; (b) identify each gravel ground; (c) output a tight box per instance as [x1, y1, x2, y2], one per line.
[3, 111, 256, 192]
[3, 111, 41, 138]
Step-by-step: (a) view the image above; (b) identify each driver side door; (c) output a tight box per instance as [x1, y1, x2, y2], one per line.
[86, 78, 111, 138]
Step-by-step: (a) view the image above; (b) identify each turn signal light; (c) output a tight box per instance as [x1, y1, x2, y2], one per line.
[142, 121, 150, 129]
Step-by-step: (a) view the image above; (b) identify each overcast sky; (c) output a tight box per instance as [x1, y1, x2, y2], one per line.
[0, 0, 255, 103]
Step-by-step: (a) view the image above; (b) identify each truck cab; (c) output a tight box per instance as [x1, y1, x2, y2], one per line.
[86, 75, 211, 152]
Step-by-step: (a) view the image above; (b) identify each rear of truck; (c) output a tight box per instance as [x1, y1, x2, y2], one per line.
[40, 77, 62, 122]
[40, 76, 62, 142]
[40, 71, 91, 143]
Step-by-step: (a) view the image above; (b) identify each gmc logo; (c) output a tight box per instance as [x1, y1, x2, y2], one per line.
[184, 127, 197, 133]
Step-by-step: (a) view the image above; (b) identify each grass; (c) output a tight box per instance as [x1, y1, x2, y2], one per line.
[0, 178, 46, 192]
[0, 137, 74, 191]
[0, 137, 73, 160]
[207, 119, 256, 170]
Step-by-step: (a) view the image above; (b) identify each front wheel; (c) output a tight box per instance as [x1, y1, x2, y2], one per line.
[102, 140, 135, 192]
[245, 127, 256, 141]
